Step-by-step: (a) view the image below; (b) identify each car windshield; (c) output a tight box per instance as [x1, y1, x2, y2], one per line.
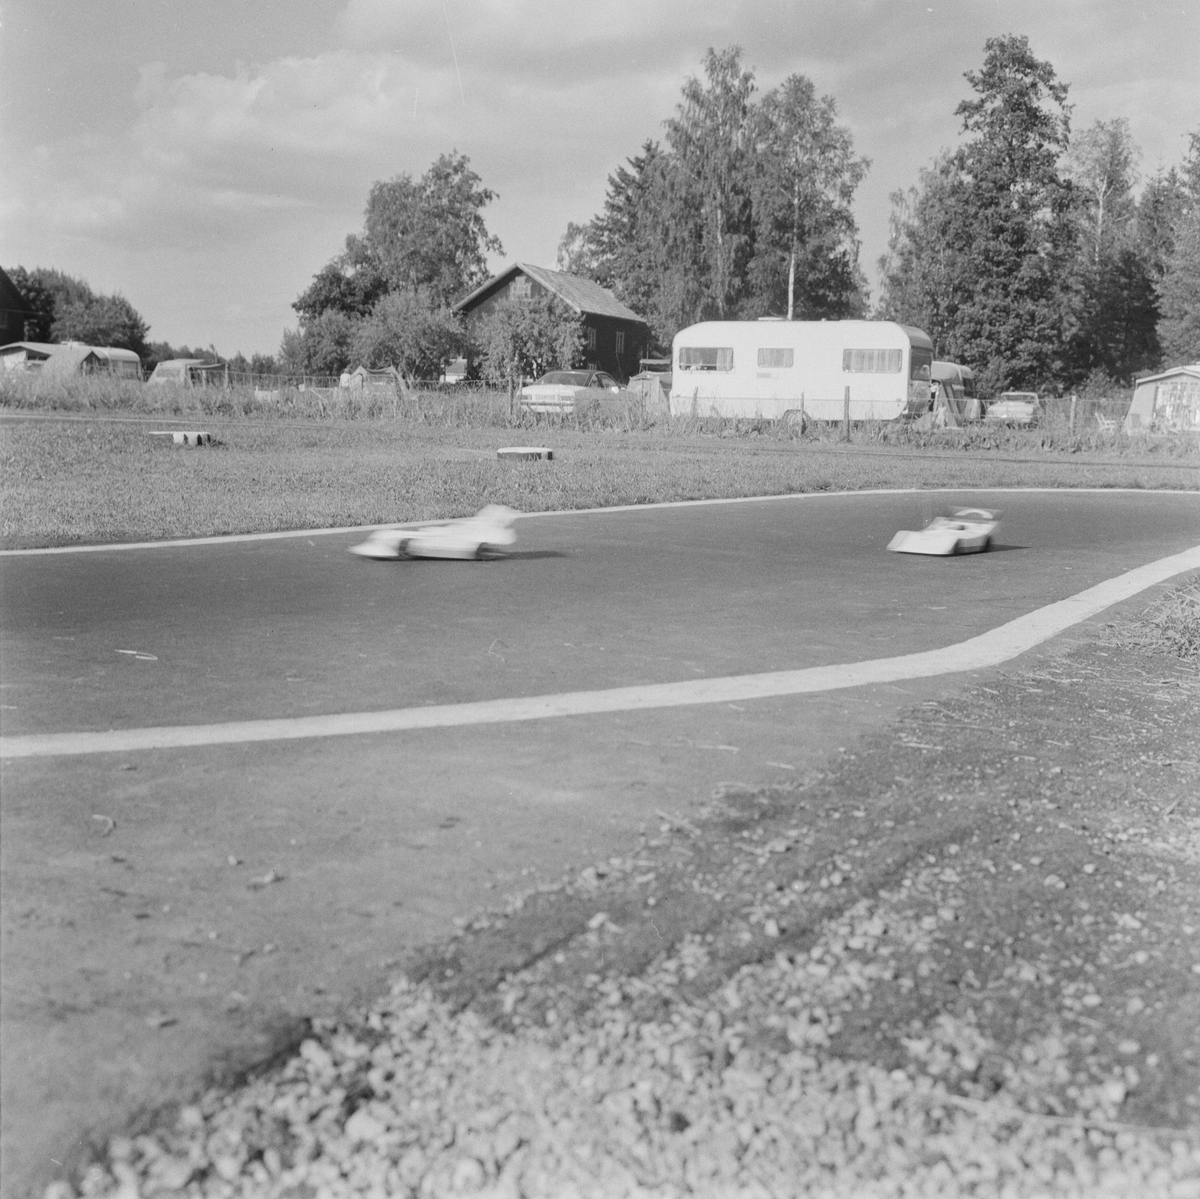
[538, 372, 591, 386]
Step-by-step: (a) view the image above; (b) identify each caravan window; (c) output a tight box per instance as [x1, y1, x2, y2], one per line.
[843, 349, 903, 373]
[757, 348, 794, 368]
[909, 347, 932, 382]
[678, 347, 734, 371]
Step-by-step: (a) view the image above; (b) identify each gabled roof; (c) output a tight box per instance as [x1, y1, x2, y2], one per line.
[1, 341, 141, 363]
[0, 267, 35, 316]
[453, 263, 646, 325]
[347, 364, 400, 380]
[1134, 364, 1200, 386]
[41, 345, 102, 377]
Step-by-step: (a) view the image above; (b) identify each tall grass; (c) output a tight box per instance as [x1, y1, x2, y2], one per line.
[1104, 576, 1200, 661]
[2, 372, 1196, 456]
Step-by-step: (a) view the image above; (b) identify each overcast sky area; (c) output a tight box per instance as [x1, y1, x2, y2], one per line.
[2, 0, 1198, 358]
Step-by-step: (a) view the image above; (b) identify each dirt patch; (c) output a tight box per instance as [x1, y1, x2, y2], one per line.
[54, 587, 1200, 1197]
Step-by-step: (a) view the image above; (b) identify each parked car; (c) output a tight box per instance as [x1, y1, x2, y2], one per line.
[147, 358, 229, 387]
[519, 370, 621, 415]
[984, 391, 1042, 426]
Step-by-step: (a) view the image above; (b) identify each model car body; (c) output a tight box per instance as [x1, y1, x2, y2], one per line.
[349, 505, 519, 560]
[887, 508, 999, 556]
[519, 370, 621, 415]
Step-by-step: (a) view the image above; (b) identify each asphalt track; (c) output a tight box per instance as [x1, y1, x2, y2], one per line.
[1, 487, 1199, 1197]
[4, 489, 1199, 748]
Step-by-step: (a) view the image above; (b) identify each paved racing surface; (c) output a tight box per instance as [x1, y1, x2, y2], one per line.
[4, 489, 1199, 736]
[1, 488, 1198, 1197]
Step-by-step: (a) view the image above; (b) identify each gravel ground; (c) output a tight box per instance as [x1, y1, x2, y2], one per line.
[47, 586, 1200, 1199]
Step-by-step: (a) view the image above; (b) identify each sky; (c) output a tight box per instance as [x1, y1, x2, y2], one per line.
[2, 0, 1198, 358]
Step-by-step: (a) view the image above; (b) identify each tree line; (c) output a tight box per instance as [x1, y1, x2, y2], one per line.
[6, 267, 150, 358]
[287, 37, 1199, 394]
[558, 47, 869, 344]
[281, 151, 586, 386]
[281, 48, 871, 382]
[876, 35, 1200, 395]
[3, 265, 282, 378]
[10, 37, 1198, 394]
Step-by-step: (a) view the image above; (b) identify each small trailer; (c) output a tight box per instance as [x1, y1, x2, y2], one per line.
[669, 319, 933, 424]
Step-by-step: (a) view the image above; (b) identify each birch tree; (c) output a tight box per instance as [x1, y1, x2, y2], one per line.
[748, 75, 868, 320]
[665, 47, 757, 321]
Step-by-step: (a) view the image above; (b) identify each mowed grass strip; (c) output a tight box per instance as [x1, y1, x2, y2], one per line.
[2, 417, 1198, 548]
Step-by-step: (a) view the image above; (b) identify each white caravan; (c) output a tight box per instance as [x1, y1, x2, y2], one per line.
[669, 320, 933, 423]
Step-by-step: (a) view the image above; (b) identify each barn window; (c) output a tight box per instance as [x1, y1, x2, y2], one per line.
[679, 347, 734, 371]
[843, 348, 902, 373]
[615, 330, 625, 355]
[757, 348, 794, 368]
[510, 275, 532, 299]
[586, 326, 597, 349]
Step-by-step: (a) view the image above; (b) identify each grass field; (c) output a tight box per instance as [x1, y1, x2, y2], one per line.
[2, 411, 1197, 548]
[2, 373, 1196, 547]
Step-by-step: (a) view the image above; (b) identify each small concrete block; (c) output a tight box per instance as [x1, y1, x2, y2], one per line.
[496, 446, 553, 461]
[149, 431, 211, 447]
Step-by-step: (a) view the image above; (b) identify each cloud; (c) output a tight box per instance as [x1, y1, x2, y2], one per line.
[5, 0, 1197, 356]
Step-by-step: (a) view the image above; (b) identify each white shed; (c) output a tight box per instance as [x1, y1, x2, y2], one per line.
[1124, 365, 1200, 433]
[0, 341, 142, 378]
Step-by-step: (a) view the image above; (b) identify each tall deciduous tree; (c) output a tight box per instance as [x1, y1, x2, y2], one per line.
[1065, 118, 1138, 267]
[52, 294, 149, 358]
[1157, 131, 1200, 363]
[747, 75, 868, 320]
[363, 151, 503, 306]
[286, 151, 497, 374]
[561, 52, 869, 349]
[5, 266, 150, 355]
[665, 47, 757, 321]
[279, 310, 356, 377]
[293, 235, 388, 323]
[5, 266, 56, 341]
[351, 290, 466, 382]
[473, 297, 584, 394]
[1137, 167, 1188, 281]
[876, 155, 964, 351]
[1063, 118, 1159, 382]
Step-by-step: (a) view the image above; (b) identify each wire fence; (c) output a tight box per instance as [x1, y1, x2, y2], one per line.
[2, 370, 1195, 454]
[223, 373, 495, 393]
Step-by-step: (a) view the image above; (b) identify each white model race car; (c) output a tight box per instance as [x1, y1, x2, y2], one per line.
[887, 508, 999, 556]
[349, 505, 519, 560]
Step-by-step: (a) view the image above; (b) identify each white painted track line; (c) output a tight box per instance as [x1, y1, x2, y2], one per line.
[2, 487, 1195, 556]
[4, 544, 1197, 760]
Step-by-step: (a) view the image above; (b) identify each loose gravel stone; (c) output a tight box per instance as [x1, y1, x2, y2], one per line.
[48, 627, 1200, 1199]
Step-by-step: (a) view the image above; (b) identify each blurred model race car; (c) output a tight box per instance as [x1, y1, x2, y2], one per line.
[349, 505, 519, 560]
[887, 508, 999, 556]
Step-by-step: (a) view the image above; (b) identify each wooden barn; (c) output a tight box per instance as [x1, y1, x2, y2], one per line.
[0, 266, 36, 343]
[453, 264, 649, 383]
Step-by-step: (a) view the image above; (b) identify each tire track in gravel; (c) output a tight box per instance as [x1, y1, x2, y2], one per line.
[44, 594, 1200, 1197]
